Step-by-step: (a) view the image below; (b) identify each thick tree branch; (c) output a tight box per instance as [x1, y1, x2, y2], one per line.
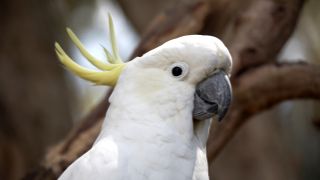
[207, 63, 320, 162]
[206, 0, 305, 165]
[226, 0, 304, 76]
[131, 0, 209, 57]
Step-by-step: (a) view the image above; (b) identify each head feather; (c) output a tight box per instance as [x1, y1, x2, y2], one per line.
[55, 15, 125, 86]
[107, 14, 123, 64]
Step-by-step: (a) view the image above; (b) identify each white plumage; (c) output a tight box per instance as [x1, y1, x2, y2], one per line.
[58, 35, 232, 180]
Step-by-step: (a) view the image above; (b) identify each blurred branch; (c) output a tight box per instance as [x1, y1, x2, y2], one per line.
[131, 0, 209, 57]
[116, 0, 176, 33]
[207, 63, 320, 162]
[226, 0, 305, 76]
[0, 0, 74, 179]
[206, 0, 305, 165]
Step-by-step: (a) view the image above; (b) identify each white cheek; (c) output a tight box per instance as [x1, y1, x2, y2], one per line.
[134, 69, 169, 96]
[114, 63, 194, 105]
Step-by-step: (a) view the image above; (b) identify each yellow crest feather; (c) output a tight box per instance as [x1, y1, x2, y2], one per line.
[107, 14, 123, 64]
[55, 15, 125, 86]
[66, 28, 118, 71]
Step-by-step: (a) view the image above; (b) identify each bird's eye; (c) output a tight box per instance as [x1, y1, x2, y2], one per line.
[172, 66, 183, 76]
[168, 62, 189, 80]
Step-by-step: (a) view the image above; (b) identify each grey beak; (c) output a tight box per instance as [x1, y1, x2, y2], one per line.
[193, 71, 232, 121]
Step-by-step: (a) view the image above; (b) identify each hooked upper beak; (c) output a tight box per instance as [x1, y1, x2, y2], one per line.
[193, 71, 232, 121]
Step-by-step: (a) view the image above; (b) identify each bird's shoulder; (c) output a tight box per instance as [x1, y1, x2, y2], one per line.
[58, 138, 119, 180]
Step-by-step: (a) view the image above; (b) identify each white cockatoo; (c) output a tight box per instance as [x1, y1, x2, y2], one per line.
[55, 15, 232, 180]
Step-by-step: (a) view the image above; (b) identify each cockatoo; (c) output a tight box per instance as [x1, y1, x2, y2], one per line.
[55, 15, 232, 180]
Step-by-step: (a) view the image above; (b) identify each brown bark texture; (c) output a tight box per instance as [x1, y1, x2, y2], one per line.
[24, 0, 320, 179]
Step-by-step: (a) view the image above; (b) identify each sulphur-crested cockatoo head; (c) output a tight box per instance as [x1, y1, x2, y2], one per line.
[122, 35, 232, 122]
[55, 15, 232, 126]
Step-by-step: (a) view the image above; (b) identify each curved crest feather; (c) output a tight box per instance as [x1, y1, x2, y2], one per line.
[55, 15, 125, 87]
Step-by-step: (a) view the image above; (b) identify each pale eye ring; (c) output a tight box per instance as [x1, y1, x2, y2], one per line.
[168, 62, 189, 80]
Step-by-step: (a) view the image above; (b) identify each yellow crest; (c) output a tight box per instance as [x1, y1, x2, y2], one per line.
[55, 14, 125, 86]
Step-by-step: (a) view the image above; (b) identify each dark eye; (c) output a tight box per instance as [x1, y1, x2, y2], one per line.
[172, 66, 183, 76]
[168, 62, 189, 80]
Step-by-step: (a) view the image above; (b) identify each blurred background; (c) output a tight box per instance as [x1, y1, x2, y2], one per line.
[0, 0, 319, 180]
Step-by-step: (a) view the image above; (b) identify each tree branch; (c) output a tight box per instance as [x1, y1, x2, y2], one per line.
[131, 0, 209, 57]
[207, 63, 320, 162]
[206, 0, 306, 165]
[226, 0, 305, 76]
